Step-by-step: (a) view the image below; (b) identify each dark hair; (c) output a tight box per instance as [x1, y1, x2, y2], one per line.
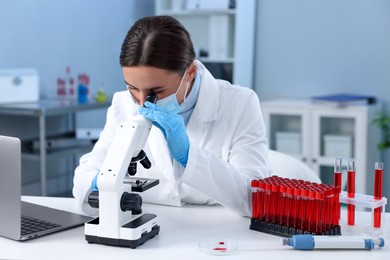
[120, 15, 196, 74]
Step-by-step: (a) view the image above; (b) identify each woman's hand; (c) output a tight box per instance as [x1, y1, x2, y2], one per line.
[139, 101, 189, 167]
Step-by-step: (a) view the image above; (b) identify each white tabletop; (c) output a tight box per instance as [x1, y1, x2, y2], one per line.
[0, 196, 389, 260]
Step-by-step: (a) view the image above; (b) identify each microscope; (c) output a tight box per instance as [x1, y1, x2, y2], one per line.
[84, 93, 160, 249]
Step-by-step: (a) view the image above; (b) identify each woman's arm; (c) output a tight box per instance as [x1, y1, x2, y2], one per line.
[181, 89, 270, 217]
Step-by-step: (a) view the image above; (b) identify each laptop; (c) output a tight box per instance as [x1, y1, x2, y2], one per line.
[0, 135, 91, 241]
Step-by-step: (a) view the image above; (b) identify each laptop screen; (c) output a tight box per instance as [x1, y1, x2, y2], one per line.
[0, 135, 22, 239]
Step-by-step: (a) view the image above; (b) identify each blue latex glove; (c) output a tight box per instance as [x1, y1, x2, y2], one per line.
[139, 101, 189, 167]
[91, 172, 99, 192]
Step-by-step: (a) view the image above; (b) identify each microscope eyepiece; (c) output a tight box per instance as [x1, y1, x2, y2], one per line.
[144, 92, 158, 106]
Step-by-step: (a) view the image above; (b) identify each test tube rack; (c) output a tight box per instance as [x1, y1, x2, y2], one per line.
[250, 176, 341, 237]
[339, 191, 387, 237]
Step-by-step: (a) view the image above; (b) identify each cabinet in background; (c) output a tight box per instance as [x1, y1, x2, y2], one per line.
[261, 99, 381, 195]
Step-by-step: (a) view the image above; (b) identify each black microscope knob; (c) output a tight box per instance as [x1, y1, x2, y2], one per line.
[88, 191, 99, 208]
[120, 192, 143, 213]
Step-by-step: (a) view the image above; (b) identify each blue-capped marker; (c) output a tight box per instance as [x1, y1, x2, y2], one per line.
[281, 234, 385, 250]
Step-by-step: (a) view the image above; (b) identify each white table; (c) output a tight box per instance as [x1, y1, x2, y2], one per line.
[0, 196, 389, 260]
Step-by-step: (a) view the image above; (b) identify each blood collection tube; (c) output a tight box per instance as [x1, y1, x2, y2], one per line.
[332, 186, 341, 226]
[258, 181, 265, 221]
[374, 162, 384, 228]
[264, 182, 271, 222]
[292, 185, 301, 229]
[285, 185, 294, 227]
[325, 186, 334, 230]
[300, 188, 308, 231]
[269, 180, 275, 223]
[298, 187, 303, 230]
[334, 158, 343, 188]
[271, 182, 279, 223]
[307, 189, 316, 233]
[315, 190, 324, 233]
[325, 185, 335, 229]
[347, 160, 356, 226]
[279, 184, 287, 226]
[297, 180, 307, 229]
[251, 180, 258, 219]
[334, 158, 342, 221]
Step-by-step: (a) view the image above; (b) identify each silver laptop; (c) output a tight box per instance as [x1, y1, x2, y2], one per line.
[0, 135, 91, 241]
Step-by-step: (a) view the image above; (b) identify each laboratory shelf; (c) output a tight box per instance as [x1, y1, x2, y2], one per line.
[156, 9, 236, 16]
[0, 99, 110, 196]
[261, 98, 381, 195]
[22, 146, 93, 162]
[198, 57, 235, 63]
[155, 0, 256, 88]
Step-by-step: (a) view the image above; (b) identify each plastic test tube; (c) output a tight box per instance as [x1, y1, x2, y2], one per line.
[300, 187, 308, 231]
[374, 162, 384, 228]
[258, 181, 265, 221]
[347, 160, 356, 226]
[307, 189, 316, 233]
[281, 234, 385, 250]
[251, 180, 258, 219]
[264, 182, 271, 222]
[271, 182, 279, 223]
[279, 184, 286, 226]
[285, 185, 293, 227]
[292, 185, 300, 229]
[315, 190, 324, 233]
[334, 158, 342, 221]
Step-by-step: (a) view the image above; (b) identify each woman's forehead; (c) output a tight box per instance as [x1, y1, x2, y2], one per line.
[122, 66, 179, 89]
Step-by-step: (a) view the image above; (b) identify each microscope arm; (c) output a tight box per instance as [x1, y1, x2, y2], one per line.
[96, 115, 153, 237]
[84, 93, 160, 248]
[98, 115, 152, 193]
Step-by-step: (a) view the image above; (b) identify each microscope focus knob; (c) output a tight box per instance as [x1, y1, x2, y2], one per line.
[88, 191, 99, 208]
[120, 192, 143, 213]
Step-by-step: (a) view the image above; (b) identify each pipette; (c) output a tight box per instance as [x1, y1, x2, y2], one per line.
[281, 234, 384, 250]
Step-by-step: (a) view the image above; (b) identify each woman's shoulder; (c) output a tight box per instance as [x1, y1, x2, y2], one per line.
[216, 79, 258, 104]
[197, 60, 258, 105]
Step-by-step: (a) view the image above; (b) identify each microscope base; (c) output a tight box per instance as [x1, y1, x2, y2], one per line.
[85, 213, 159, 249]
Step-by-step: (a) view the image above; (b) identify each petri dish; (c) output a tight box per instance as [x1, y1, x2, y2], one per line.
[198, 238, 239, 256]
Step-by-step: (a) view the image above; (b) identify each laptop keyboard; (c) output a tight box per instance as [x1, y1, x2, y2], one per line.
[21, 216, 62, 235]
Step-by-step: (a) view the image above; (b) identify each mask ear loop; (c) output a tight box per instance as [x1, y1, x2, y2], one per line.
[183, 62, 195, 103]
[175, 67, 189, 104]
[183, 81, 190, 103]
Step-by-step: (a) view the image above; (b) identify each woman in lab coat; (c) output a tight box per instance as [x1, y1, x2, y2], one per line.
[73, 15, 271, 217]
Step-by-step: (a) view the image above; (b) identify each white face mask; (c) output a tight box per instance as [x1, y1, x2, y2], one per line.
[156, 68, 189, 113]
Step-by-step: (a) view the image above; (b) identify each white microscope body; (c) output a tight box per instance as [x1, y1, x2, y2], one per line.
[85, 96, 160, 248]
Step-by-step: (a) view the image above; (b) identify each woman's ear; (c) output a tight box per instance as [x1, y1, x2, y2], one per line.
[188, 62, 197, 81]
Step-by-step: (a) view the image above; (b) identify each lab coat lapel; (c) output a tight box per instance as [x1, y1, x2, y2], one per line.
[187, 61, 220, 146]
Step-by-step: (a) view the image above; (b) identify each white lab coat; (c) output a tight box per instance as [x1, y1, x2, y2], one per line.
[73, 61, 271, 217]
